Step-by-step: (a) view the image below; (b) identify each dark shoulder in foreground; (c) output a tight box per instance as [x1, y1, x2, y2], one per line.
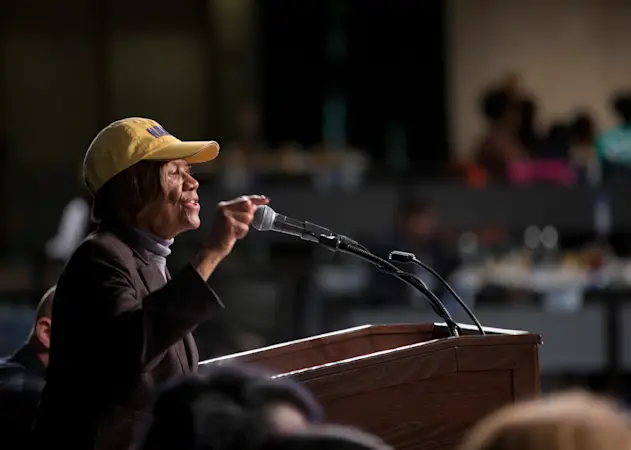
[0, 356, 28, 386]
[0, 356, 44, 414]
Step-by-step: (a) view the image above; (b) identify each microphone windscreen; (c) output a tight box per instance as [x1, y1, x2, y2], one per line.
[252, 205, 276, 231]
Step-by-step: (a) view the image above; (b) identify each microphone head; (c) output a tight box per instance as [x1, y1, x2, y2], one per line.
[252, 205, 276, 231]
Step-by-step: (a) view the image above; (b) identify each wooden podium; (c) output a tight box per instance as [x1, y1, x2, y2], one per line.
[201, 323, 541, 449]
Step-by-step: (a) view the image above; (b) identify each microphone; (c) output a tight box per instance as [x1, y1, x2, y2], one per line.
[390, 250, 485, 335]
[252, 205, 460, 337]
[252, 205, 358, 246]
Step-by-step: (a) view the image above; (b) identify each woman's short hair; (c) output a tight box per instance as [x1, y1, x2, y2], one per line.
[91, 160, 166, 224]
[142, 364, 324, 450]
[460, 390, 631, 450]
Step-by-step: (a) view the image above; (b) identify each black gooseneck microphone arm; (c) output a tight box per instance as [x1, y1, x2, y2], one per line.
[389, 251, 485, 335]
[316, 234, 461, 337]
[250, 205, 460, 336]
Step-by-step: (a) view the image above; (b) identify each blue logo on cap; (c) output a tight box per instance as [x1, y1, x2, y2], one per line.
[147, 125, 170, 138]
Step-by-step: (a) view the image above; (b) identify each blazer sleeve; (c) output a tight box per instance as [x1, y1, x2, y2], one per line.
[62, 239, 224, 374]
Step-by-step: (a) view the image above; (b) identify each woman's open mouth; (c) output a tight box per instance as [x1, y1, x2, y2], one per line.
[184, 200, 200, 211]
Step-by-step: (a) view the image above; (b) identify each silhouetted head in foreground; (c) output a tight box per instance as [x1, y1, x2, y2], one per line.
[260, 425, 393, 450]
[460, 390, 631, 450]
[142, 363, 323, 450]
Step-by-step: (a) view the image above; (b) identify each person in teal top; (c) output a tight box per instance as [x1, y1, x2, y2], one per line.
[595, 93, 631, 183]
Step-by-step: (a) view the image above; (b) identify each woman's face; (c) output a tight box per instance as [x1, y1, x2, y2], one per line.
[137, 159, 201, 239]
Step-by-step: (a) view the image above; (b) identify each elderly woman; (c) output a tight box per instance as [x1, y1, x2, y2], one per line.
[33, 118, 269, 450]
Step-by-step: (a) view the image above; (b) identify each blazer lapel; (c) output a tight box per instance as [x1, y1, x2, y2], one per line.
[108, 222, 195, 374]
[138, 262, 167, 293]
[103, 222, 168, 293]
[183, 334, 199, 371]
[136, 257, 193, 374]
[163, 265, 197, 372]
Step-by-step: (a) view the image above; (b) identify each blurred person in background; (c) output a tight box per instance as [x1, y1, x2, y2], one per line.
[474, 88, 526, 181]
[502, 71, 524, 102]
[34, 117, 270, 450]
[142, 363, 323, 450]
[368, 198, 460, 307]
[518, 99, 541, 154]
[539, 122, 572, 159]
[569, 112, 598, 183]
[45, 195, 90, 261]
[0, 285, 55, 449]
[459, 390, 631, 450]
[595, 93, 631, 183]
[45, 164, 93, 263]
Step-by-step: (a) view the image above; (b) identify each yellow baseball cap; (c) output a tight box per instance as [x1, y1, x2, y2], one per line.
[83, 117, 220, 194]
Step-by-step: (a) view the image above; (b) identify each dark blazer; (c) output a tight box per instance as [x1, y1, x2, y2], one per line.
[0, 345, 46, 449]
[33, 224, 224, 450]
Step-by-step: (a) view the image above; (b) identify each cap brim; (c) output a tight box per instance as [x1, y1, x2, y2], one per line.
[145, 140, 220, 164]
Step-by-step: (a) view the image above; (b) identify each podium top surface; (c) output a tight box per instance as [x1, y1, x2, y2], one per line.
[200, 322, 541, 368]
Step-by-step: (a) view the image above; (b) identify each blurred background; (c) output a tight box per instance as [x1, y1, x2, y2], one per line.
[4, 0, 631, 401]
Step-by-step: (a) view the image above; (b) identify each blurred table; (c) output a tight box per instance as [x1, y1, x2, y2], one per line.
[347, 306, 608, 374]
[451, 254, 631, 309]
